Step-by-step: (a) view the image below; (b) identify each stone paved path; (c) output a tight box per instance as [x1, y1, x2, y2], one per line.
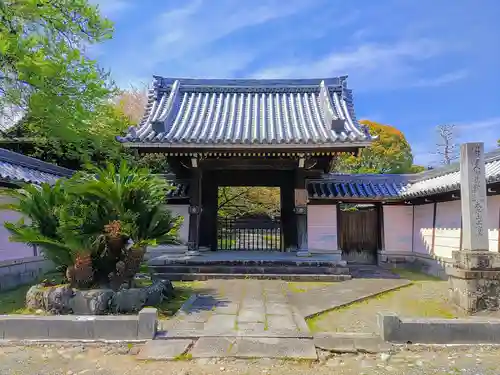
[159, 280, 309, 339]
[152, 278, 412, 360]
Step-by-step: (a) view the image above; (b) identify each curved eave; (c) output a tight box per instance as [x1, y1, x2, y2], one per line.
[116, 139, 373, 150]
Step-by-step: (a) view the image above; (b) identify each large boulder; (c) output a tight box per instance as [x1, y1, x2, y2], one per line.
[70, 289, 115, 315]
[109, 288, 147, 314]
[25, 284, 45, 311]
[24, 279, 174, 315]
[43, 285, 74, 314]
[143, 279, 174, 307]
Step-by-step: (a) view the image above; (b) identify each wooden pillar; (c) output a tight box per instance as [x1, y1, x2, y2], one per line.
[187, 167, 202, 254]
[199, 170, 218, 251]
[295, 168, 309, 256]
[280, 180, 296, 251]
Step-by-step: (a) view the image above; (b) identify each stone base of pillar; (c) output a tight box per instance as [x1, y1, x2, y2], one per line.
[186, 250, 201, 256]
[296, 250, 311, 257]
[447, 251, 500, 314]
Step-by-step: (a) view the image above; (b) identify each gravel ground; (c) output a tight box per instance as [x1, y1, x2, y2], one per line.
[308, 278, 467, 333]
[0, 343, 499, 375]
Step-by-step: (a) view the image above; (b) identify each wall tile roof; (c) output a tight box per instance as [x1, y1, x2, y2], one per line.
[117, 77, 372, 148]
[310, 149, 500, 200]
[0, 148, 73, 185]
[308, 175, 409, 200]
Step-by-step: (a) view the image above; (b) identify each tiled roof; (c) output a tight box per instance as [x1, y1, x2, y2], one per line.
[309, 149, 500, 200]
[308, 174, 409, 200]
[117, 77, 373, 148]
[401, 149, 500, 198]
[0, 148, 73, 185]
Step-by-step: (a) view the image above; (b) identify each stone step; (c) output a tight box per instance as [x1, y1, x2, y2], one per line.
[149, 258, 346, 268]
[150, 265, 349, 275]
[152, 273, 351, 281]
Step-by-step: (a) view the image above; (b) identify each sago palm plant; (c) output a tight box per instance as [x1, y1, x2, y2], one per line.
[3, 161, 182, 290]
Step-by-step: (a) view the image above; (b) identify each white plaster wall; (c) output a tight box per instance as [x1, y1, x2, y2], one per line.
[433, 200, 461, 258]
[0, 194, 36, 261]
[166, 204, 190, 243]
[307, 205, 338, 253]
[487, 195, 500, 252]
[412, 204, 434, 255]
[383, 205, 413, 253]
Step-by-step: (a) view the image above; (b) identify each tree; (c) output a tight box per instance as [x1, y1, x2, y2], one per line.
[218, 187, 281, 218]
[113, 85, 149, 124]
[336, 120, 423, 174]
[435, 124, 459, 165]
[0, 0, 115, 143]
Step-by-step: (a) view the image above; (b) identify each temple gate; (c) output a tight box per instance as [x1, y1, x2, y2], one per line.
[117, 76, 373, 257]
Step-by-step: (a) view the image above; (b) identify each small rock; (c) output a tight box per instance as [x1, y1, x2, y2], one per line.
[116, 346, 130, 355]
[325, 358, 342, 367]
[66, 371, 74, 375]
[35, 309, 44, 315]
[379, 353, 391, 363]
[109, 288, 147, 314]
[219, 366, 225, 371]
[128, 346, 140, 355]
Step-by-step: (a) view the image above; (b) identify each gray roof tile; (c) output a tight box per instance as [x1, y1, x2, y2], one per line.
[117, 77, 372, 147]
[0, 148, 73, 185]
[309, 149, 500, 200]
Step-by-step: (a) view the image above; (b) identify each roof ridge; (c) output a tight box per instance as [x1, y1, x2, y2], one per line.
[153, 76, 349, 89]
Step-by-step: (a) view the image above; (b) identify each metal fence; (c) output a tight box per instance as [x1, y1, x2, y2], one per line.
[217, 216, 282, 251]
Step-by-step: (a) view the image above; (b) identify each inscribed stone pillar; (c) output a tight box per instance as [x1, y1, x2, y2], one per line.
[460, 142, 489, 251]
[446, 142, 500, 313]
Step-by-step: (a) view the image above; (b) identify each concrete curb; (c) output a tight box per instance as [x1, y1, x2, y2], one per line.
[0, 308, 158, 341]
[378, 312, 500, 344]
[314, 332, 393, 353]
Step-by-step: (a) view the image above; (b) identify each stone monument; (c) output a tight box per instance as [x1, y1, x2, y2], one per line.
[447, 142, 500, 313]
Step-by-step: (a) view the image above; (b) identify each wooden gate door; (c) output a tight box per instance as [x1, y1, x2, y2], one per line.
[339, 208, 379, 264]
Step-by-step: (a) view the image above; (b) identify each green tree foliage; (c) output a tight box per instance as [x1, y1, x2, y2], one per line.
[336, 120, 424, 174]
[0, 0, 115, 142]
[2, 162, 182, 289]
[218, 187, 281, 218]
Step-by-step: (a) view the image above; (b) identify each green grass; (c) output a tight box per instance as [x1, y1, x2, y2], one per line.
[391, 267, 443, 281]
[287, 282, 333, 293]
[305, 268, 458, 332]
[0, 271, 65, 315]
[133, 278, 202, 319]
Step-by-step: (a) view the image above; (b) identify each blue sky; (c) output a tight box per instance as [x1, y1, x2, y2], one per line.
[90, 0, 500, 166]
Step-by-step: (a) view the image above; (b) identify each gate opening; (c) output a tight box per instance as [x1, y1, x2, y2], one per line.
[217, 187, 281, 251]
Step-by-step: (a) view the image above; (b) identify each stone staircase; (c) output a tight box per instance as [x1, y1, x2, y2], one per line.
[147, 253, 351, 282]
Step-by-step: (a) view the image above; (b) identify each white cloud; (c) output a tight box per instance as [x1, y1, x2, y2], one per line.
[456, 117, 500, 150]
[150, 0, 313, 63]
[412, 70, 468, 88]
[412, 117, 500, 166]
[250, 39, 460, 90]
